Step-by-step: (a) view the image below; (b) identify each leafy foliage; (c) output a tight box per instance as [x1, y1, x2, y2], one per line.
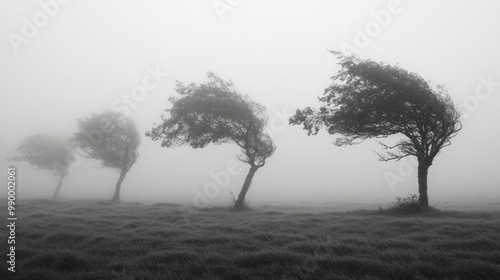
[290, 51, 462, 165]
[9, 134, 75, 178]
[147, 72, 275, 168]
[73, 111, 140, 173]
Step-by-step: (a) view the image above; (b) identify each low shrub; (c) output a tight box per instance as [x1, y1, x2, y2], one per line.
[380, 194, 440, 215]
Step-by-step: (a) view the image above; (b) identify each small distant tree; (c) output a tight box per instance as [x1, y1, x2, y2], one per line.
[73, 111, 140, 202]
[146, 72, 276, 209]
[9, 134, 76, 199]
[290, 52, 462, 207]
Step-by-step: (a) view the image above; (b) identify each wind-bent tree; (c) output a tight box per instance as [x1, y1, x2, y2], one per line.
[73, 111, 140, 202]
[9, 134, 76, 199]
[146, 72, 276, 209]
[290, 52, 462, 207]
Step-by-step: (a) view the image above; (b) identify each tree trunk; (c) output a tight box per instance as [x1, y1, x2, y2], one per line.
[52, 177, 64, 199]
[112, 169, 127, 202]
[417, 163, 430, 208]
[235, 166, 259, 209]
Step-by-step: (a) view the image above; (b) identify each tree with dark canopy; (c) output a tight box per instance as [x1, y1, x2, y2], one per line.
[146, 72, 276, 209]
[290, 52, 462, 207]
[9, 134, 76, 199]
[73, 111, 140, 202]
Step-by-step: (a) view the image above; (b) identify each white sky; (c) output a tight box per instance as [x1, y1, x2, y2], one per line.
[1, 0, 499, 205]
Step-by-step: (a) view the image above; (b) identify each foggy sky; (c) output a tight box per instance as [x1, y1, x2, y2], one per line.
[1, 0, 499, 205]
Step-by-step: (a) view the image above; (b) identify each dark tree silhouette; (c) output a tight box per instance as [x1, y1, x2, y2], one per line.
[146, 72, 276, 209]
[9, 134, 76, 199]
[290, 52, 462, 207]
[73, 111, 140, 202]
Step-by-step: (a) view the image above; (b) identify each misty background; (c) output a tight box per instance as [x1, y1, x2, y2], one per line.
[1, 0, 499, 205]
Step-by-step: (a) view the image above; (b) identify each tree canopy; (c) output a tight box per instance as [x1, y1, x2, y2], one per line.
[9, 134, 76, 198]
[147, 72, 275, 168]
[290, 51, 462, 207]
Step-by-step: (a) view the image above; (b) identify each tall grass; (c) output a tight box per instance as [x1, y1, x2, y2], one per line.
[1, 199, 499, 279]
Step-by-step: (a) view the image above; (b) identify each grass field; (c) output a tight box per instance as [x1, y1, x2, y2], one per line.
[1, 199, 500, 280]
